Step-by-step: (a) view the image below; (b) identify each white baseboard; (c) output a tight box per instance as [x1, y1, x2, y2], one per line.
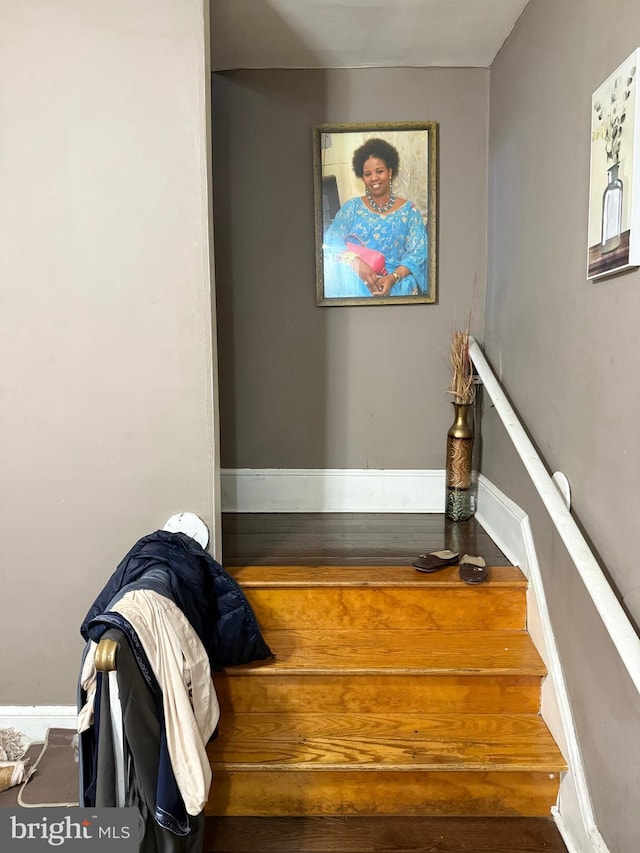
[474, 476, 529, 571]
[221, 468, 445, 513]
[475, 475, 608, 853]
[0, 706, 77, 745]
[552, 805, 610, 853]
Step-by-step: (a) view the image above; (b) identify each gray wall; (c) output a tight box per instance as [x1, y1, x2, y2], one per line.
[485, 1, 640, 849]
[212, 68, 488, 470]
[0, 0, 217, 704]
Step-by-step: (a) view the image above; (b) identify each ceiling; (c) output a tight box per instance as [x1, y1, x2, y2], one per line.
[210, 0, 530, 71]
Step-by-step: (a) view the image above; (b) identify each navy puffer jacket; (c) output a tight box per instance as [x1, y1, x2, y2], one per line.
[80, 530, 272, 670]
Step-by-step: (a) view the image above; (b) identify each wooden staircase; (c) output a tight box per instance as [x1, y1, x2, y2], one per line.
[207, 563, 566, 817]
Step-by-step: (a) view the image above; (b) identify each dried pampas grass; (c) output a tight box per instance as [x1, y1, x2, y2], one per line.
[446, 326, 475, 405]
[0, 728, 31, 793]
[0, 727, 25, 762]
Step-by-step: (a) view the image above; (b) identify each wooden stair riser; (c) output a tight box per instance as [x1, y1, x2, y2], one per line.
[205, 770, 561, 818]
[244, 587, 526, 631]
[213, 673, 542, 715]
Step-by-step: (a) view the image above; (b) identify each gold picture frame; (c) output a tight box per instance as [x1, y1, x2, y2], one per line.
[313, 121, 438, 306]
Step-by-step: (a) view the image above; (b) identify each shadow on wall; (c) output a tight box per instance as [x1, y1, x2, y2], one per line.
[210, 3, 330, 476]
[210, 1, 331, 71]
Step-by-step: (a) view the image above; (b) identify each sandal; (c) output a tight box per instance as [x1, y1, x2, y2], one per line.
[459, 554, 488, 584]
[413, 550, 459, 573]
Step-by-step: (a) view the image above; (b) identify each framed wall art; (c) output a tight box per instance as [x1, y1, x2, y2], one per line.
[588, 49, 640, 279]
[313, 121, 438, 305]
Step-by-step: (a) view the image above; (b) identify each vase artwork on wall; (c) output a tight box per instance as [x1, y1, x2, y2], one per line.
[588, 48, 640, 279]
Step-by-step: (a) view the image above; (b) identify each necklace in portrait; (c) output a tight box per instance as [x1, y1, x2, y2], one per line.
[366, 188, 396, 213]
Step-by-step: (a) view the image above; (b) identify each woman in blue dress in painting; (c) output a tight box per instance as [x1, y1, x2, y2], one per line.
[323, 138, 428, 298]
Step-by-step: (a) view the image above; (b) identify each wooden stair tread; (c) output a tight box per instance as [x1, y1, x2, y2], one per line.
[208, 712, 567, 772]
[226, 629, 547, 676]
[230, 564, 527, 587]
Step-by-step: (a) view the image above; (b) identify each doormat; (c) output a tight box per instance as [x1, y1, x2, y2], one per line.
[17, 728, 78, 808]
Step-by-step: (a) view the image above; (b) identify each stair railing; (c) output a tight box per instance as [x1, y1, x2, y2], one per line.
[469, 336, 640, 696]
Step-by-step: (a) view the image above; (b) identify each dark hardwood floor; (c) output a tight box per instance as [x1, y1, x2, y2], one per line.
[221, 512, 511, 567]
[206, 513, 568, 853]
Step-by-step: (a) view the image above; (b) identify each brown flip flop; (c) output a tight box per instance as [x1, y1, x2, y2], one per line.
[459, 554, 488, 584]
[413, 550, 459, 573]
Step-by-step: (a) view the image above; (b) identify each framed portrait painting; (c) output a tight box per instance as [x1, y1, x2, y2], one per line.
[588, 49, 640, 279]
[313, 121, 438, 306]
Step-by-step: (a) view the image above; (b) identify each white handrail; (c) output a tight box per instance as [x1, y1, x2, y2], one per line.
[469, 336, 640, 696]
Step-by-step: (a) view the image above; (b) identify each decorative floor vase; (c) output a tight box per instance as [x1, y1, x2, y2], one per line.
[445, 402, 474, 521]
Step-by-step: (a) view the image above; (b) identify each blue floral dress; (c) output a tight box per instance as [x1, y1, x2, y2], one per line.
[323, 197, 428, 298]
